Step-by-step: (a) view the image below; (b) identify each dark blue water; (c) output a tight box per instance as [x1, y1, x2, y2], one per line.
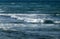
[0, 2, 60, 14]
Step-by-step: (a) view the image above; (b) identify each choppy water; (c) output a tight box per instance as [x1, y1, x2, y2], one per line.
[0, 14, 60, 39]
[0, 2, 60, 39]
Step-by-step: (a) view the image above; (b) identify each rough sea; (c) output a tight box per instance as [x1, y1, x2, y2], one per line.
[0, 1, 60, 39]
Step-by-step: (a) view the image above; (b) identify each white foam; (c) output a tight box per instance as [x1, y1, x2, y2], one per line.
[24, 18, 38, 23]
[54, 21, 60, 23]
[11, 15, 17, 18]
[24, 18, 44, 23]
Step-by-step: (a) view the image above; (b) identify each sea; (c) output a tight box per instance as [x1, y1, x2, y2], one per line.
[0, 1, 60, 39]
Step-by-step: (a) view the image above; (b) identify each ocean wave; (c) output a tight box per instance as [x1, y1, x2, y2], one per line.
[0, 14, 60, 24]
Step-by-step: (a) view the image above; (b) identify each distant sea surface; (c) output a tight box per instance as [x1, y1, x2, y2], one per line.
[0, 1, 60, 14]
